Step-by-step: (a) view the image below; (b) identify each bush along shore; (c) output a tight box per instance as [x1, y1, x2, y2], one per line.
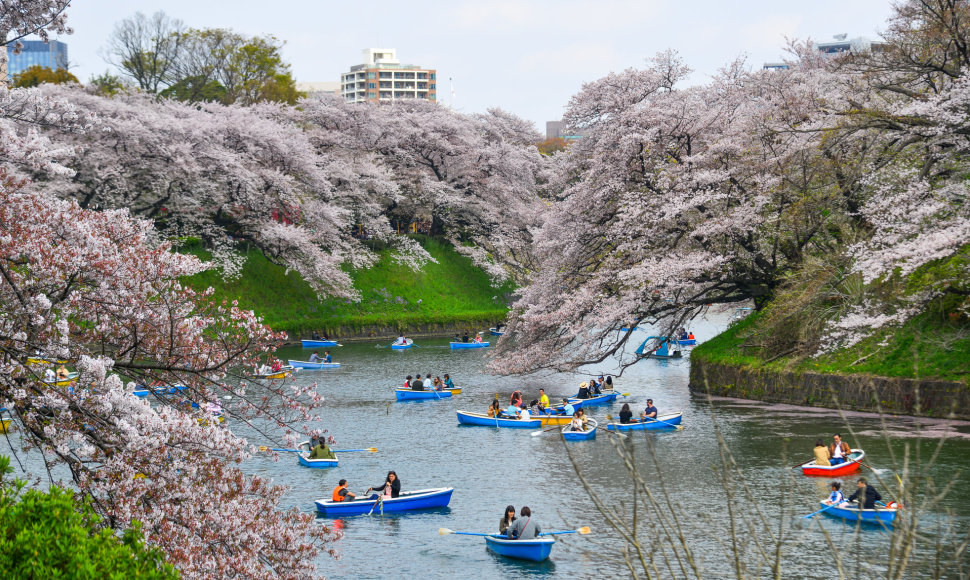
[182, 235, 512, 340]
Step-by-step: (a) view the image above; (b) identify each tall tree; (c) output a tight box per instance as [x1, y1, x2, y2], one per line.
[103, 11, 183, 93]
[12, 64, 77, 86]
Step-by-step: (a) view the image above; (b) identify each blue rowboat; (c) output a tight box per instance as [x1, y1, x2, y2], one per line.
[456, 410, 541, 428]
[676, 339, 697, 346]
[288, 359, 340, 369]
[391, 339, 414, 350]
[819, 501, 898, 525]
[315, 487, 454, 516]
[396, 388, 453, 401]
[489, 327, 505, 336]
[568, 392, 618, 406]
[606, 412, 683, 431]
[301, 339, 338, 347]
[562, 418, 597, 441]
[449, 341, 489, 349]
[132, 384, 185, 397]
[298, 453, 339, 469]
[484, 535, 555, 562]
[635, 336, 683, 359]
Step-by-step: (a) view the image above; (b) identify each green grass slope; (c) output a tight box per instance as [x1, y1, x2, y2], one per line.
[182, 236, 513, 335]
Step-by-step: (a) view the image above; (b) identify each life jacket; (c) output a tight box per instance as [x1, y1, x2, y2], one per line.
[688, 333, 694, 339]
[332, 484, 349, 502]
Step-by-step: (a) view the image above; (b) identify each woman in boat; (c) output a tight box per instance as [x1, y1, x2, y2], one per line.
[507, 506, 541, 540]
[813, 439, 831, 466]
[474, 332, 483, 343]
[443, 374, 455, 390]
[271, 359, 282, 373]
[529, 399, 543, 415]
[510, 390, 523, 407]
[570, 410, 585, 431]
[619, 403, 633, 424]
[604, 375, 614, 391]
[499, 505, 517, 534]
[367, 471, 401, 499]
[309, 440, 336, 460]
[823, 481, 844, 505]
[432, 376, 444, 391]
[576, 382, 590, 399]
[487, 399, 502, 417]
[403, 375, 412, 389]
[578, 408, 589, 429]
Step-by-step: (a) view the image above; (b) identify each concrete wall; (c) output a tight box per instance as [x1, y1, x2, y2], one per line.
[286, 319, 498, 344]
[689, 358, 970, 420]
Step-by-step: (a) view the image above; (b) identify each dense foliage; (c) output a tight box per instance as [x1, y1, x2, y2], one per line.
[13, 64, 78, 87]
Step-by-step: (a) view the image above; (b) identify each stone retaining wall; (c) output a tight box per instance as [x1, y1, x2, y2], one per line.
[689, 358, 970, 420]
[285, 319, 498, 344]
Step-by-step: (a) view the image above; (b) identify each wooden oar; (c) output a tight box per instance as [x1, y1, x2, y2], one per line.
[530, 425, 562, 437]
[646, 416, 684, 431]
[538, 526, 591, 537]
[368, 493, 384, 516]
[791, 458, 813, 469]
[803, 503, 839, 519]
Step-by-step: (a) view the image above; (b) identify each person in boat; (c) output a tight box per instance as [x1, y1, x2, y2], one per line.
[813, 439, 831, 466]
[56, 365, 70, 380]
[474, 332, 483, 343]
[411, 374, 425, 391]
[845, 477, 881, 509]
[323, 351, 332, 363]
[570, 410, 585, 431]
[519, 405, 531, 421]
[619, 403, 633, 424]
[603, 375, 614, 391]
[538, 388, 550, 408]
[308, 351, 322, 363]
[529, 399, 543, 415]
[641, 399, 658, 421]
[577, 408, 589, 429]
[271, 359, 283, 373]
[432, 376, 444, 391]
[487, 399, 502, 417]
[576, 382, 590, 399]
[687, 331, 695, 340]
[510, 390, 523, 407]
[443, 374, 455, 391]
[311, 331, 321, 340]
[590, 378, 602, 395]
[499, 505, 517, 535]
[507, 506, 541, 540]
[257, 363, 272, 375]
[395, 334, 407, 345]
[823, 482, 845, 505]
[309, 440, 336, 460]
[366, 471, 401, 499]
[453, 333, 461, 343]
[562, 398, 576, 417]
[332, 479, 356, 502]
[495, 322, 504, 332]
[828, 434, 851, 466]
[462, 332, 470, 343]
[44, 367, 56, 382]
[403, 375, 412, 389]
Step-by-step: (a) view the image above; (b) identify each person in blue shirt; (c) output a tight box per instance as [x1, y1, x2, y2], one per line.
[505, 404, 521, 418]
[308, 351, 322, 363]
[323, 350, 332, 363]
[443, 374, 455, 390]
[641, 399, 658, 421]
[824, 481, 845, 505]
[562, 398, 576, 416]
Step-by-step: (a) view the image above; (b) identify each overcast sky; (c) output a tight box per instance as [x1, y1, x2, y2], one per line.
[59, 0, 896, 131]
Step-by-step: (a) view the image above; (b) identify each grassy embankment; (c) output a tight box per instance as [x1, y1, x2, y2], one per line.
[693, 250, 970, 385]
[182, 236, 513, 336]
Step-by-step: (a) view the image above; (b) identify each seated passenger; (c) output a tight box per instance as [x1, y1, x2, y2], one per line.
[309, 441, 336, 460]
[462, 333, 470, 343]
[570, 410, 584, 431]
[443, 374, 455, 390]
[506, 506, 541, 539]
[506, 404, 521, 418]
[813, 439, 831, 466]
[331, 479, 356, 502]
[576, 382, 590, 399]
[499, 505, 517, 534]
[323, 351, 332, 363]
[474, 332, 483, 343]
[411, 374, 425, 391]
[395, 335, 407, 345]
[619, 403, 633, 424]
[823, 482, 844, 505]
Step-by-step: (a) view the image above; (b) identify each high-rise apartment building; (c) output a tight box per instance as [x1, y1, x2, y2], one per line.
[341, 48, 436, 104]
[6, 39, 68, 80]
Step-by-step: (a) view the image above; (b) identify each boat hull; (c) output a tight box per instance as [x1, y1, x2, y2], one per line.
[449, 341, 490, 349]
[456, 410, 541, 428]
[391, 340, 414, 350]
[676, 339, 697, 346]
[562, 419, 597, 440]
[288, 360, 340, 369]
[568, 392, 618, 407]
[536, 414, 573, 426]
[800, 450, 865, 477]
[606, 412, 683, 431]
[820, 501, 897, 525]
[298, 454, 339, 469]
[315, 487, 453, 516]
[0, 419, 10, 434]
[396, 389, 453, 401]
[488, 328, 505, 336]
[301, 340, 338, 347]
[484, 535, 555, 562]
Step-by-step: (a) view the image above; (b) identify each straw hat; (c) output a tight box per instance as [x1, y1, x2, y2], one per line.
[580, 382, 588, 388]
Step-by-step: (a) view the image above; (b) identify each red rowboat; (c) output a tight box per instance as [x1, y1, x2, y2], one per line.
[799, 449, 865, 477]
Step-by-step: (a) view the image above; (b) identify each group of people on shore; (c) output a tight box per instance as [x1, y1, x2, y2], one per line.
[403, 373, 454, 391]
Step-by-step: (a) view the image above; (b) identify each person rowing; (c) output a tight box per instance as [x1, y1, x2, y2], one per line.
[829, 434, 851, 465]
[308, 351, 322, 363]
[506, 506, 541, 540]
[641, 399, 658, 421]
[394, 334, 407, 345]
[538, 388, 549, 408]
[366, 471, 401, 499]
[562, 398, 576, 416]
[309, 439, 336, 460]
[844, 477, 881, 509]
[487, 399, 502, 417]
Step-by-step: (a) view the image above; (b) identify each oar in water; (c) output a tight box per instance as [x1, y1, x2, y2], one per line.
[645, 416, 684, 431]
[803, 503, 839, 519]
[791, 458, 813, 469]
[530, 425, 562, 437]
[538, 526, 591, 537]
[368, 493, 384, 516]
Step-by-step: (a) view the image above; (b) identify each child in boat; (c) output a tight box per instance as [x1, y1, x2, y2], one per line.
[824, 482, 844, 505]
[570, 410, 584, 431]
[813, 439, 831, 466]
[474, 332, 483, 343]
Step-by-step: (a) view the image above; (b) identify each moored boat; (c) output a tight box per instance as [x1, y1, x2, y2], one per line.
[44, 372, 79, 387]
[390, 339, 414, 350]
[488, 327, 505, 336]
[315, 487, 454, 516]
[562, 418, 597, 441]
[456, 410, 541, 428]
[819, 500, 898, 525]
[567, 392, 618, 406]
[288, 359, 340, 369]
[605, 412, 683, 431]
[449, 341, 490, 349]
[301, 339, 339, 347]
[484, 535, 555, 562]
[800, 449, 865, 477]
[254, 366, 295, 379]
[131, 384, 186, 397]
[395, 388, 453, 401]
